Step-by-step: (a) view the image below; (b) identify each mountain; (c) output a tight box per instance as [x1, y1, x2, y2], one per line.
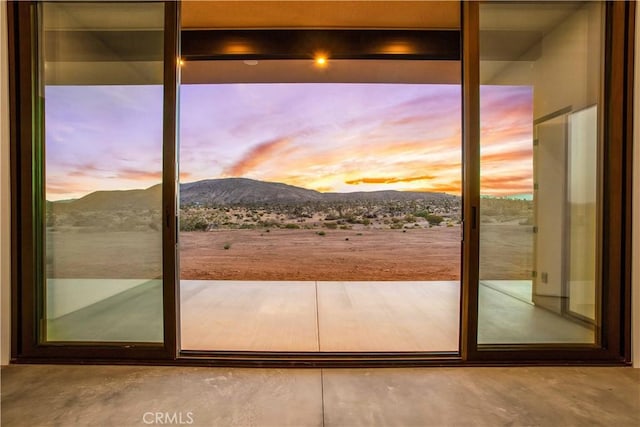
[180, 178, 324, 205]
[50, 178, 458, 211]
[181, 178, 458, 205]
[50, 184, 162, 212]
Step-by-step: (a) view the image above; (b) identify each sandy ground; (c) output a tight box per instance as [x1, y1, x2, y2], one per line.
[180, 227, 462, 281]
[46, 224, 532, 281]
[46, 230, 163, 279]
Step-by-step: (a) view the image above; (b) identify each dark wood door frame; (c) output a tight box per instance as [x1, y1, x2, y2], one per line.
[9, 1, 180, 362]
[462, 0, 634, 363]
[7, 1, 634, 366]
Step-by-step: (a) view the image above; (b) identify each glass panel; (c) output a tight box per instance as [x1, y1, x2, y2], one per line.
[478, 1, 602, 344]
[41, 2, 164, 342]
[179, 60, 462, 352]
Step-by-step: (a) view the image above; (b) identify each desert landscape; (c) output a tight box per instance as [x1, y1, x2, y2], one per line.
[180, 227, 461, 281]
[46, 178, 533, 281]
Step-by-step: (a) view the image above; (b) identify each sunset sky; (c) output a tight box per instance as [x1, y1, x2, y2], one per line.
[45, 83, 532, 200]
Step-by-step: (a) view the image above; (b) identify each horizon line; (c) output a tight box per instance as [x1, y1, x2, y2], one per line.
[46, 176, 535, 202]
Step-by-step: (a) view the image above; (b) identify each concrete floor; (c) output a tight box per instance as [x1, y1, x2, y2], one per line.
[181, 280, 593, 351]
[1, 365, 638, 426]
[181, 280, 460, 351]
[45, 279, 595, 350]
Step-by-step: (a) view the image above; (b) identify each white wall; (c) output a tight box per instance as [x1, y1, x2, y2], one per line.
[1, 0, 12, 365]
[633, 2, 640, 369]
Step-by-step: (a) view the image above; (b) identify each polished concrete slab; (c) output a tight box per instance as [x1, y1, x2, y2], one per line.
[44, 279, 596, 350]
[181, 280, 594, 351]
[322, 367, 640, 427]
[1, 365, 638, 427]
[481, 279, 533, 304]
[0, 365, 323, 427]
[478, 284, 595, 344]
[316, 281, 459, 352]
[47, 280, 163, 343]
[181, 280, 460, 352]
[181, 280, 319, 351]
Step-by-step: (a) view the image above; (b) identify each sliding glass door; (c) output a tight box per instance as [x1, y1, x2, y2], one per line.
[41, 2, 166, 342]
[477, 1, 603, 345]
[11, 0, 178, 358]
[9, 0, 632, 364]
[465, 0, 632, 362]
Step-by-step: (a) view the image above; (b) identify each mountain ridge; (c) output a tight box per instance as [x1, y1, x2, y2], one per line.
[51, 177, 459, 211]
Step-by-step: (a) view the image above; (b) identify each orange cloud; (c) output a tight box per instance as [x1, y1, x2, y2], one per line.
[391, 160, 462, 176]
[480, 148, 532, 164]
[64, 164, 104, 178]
[480, 173, 533, 195]
[315, 186, 334, 193]
[224, 137, 290, 176]
[481, 126, 532, 147]
[413, 181, 462, 194]
[369, 136, 460, 159]
[386, 115, 431, 127]
[116, 169, 162, 181]
[46, 182, 92, 196]
[65, 167, 190, 183]
[345, 174, 435, 185]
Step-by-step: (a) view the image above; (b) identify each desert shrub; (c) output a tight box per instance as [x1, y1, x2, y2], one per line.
[72, 214, 94, 227]
[180, 216, 208, 231]
[414, 210, 431, 219]
[426, 214, 444, 226]
[317, 231, 326, 236]
[324, 222, 338, 230]
[404, 215, 416, 223]
[223, 243, 231, 250]
[284, 223, 300, 229]
[258, 220, 279, 228]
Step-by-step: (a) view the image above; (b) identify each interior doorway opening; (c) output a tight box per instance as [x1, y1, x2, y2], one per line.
[178, 58, 464, 352]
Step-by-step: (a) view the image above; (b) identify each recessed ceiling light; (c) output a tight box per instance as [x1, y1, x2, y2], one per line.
[243, 60, 259, 66]
[314, 55, 328, 67]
